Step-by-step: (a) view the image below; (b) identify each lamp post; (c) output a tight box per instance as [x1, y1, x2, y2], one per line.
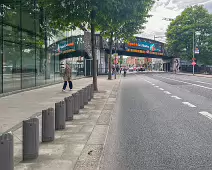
[192, 30, 200, 75]
[192, 30, 195, 75]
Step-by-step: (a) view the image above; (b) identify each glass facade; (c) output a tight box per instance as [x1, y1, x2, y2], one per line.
[0, 1, 86, 94]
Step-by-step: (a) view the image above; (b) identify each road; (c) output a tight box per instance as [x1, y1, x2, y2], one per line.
[99, 73, 212, 170]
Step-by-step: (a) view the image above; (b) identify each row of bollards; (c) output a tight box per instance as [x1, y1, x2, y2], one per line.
[0, 84, 94, 170]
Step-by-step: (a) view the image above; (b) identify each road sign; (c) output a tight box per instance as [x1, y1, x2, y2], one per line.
[192, 61, 196, 66]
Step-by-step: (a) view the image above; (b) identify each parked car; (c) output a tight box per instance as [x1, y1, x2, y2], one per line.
[137, 67, 145, 71]
[129, 67, 134, 72]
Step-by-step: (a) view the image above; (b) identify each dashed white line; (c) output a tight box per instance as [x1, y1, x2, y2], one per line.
[182, 102, 196, 108]
[199, 111, 212, 120]
[159, 88, 164, 91]
[196, 81, 212, 85]
[171, 96, 181, 100]
[157, 76, 212, 90]
[155, 86, 159, 88]
[164, 91, 171, 94]
[152, 84, 155, 86]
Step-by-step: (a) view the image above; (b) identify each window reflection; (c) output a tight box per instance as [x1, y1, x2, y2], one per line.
[3, 25, 21, 43]
[22, 45, 36, 88]
[2, 1, 21, 27]
[0, 39, 2, 93]
[21, 3, 35, 32]
[0, 0, 85, 94]
[3, 41, 21, 92]
[22, 31, 35, 45]
[36, 48, 46, 85]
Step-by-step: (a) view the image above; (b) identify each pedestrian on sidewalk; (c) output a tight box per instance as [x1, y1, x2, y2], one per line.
[62, 64, 73, 91]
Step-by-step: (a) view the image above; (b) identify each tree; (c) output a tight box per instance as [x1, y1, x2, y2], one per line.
[38, 0, 154, 87]
[166, 5, 212, 65]
[38, 0, 104, 91]
[96, 0, 154, 79]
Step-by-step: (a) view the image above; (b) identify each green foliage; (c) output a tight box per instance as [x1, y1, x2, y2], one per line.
[38, 0, 154, 42]
[97, 0, 154, 41]
[166, 5, 212, 64]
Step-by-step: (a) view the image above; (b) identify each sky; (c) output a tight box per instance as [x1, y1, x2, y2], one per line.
[136, 0, 212, 42]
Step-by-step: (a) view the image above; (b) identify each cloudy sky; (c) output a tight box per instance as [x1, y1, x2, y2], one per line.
[136, 0, 212, 42]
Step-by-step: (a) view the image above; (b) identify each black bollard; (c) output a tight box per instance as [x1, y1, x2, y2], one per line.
[73, 93, 79, 114]
[64, 97, 73, 121]
[23, 118, 39, 161]
[91, 84, 94, 98]
[55, 101, 66, 130]
[42, 108, 55, 142]
[88, 85, 91, 102]
[0, 132, 14, 170]
[79, 89, 84, 109]
[83, 87, 88, 105]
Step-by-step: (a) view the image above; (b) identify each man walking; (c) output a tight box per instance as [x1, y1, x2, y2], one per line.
[62, 64, 72, 91]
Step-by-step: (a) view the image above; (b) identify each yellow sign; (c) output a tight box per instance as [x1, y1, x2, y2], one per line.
[126, 49, 164, 56]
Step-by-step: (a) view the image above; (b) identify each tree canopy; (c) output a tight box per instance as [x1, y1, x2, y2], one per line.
[166, 5, 212, 65]
[38, 0, 154, 41]
[38, 0, 154, 84]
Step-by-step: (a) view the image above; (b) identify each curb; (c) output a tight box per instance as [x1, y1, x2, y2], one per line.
[96, 76, 122, 170]
[72, 76, 121, 170]
[171, 72, 212, 79]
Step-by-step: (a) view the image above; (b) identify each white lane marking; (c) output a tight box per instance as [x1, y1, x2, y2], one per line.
[155, 86, 159, 88]
[195, 81, 212, 85]
[171, 96, 181, 100]
[164, 91, 171, 94]
[159, 88, 164, 91]
[152, 84, 155, 86]
[157, 76, 192, 85]
[199, 111, 212, 120]
[182, 102, 196, 108]
[157, 76, 212, 90]
[144, 79, 152, 84]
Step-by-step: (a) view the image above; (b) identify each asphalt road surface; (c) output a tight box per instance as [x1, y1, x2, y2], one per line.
[100, 73, 212, 170]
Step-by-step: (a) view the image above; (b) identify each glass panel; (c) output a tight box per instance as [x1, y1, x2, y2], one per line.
[22, 44, 36, 89]
[70, 57, 77, 79]
[3, 41, 21, 92]
[45, 49, 54, 84]
[21, 0, 35, 32]
[22, 31, 35, 45]
[0, 22, 2, 38]
[55, 52, 61, 81]
[0, 39, 2, 93]
[47, 41, 62, 82]
[0, 5, 2, 23]
[34, 11, 40, 35]
[3, 25, 21, 43]
[36, 48, 45, 85]
[2, 1, 21, 27]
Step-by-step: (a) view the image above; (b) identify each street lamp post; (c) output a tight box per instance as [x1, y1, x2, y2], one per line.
[192, 30, 200, 75]
[192, 30, 195, 75]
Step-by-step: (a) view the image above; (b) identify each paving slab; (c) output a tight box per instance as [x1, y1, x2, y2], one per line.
[74, 145, 104, 170]
[0, 77, 93, 133]
[87, 125, 109, 145]
[97, 111, 112, 125]
[11, 76, 121, 170]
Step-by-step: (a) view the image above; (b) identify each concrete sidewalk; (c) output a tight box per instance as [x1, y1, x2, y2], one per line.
[0, 77, 92, 133]
[12, 76, 120, 170]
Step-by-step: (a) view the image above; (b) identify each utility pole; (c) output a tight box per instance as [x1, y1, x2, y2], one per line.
[192, 30, 195, 75]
